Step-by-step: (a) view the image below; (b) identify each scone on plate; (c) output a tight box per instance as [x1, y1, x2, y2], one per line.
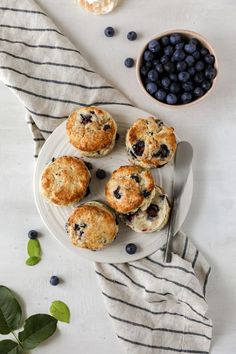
[66, 201, 119, 250]
[40, 156, 90, 206]
[66, 106, 117, 157]
[126, 116, 177, 168]
[121, 186, 170, 233]
[105, 165, 155, 214]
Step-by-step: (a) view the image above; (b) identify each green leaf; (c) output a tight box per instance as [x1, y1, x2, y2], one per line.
[27, 239, 41, 258]
[18, 314, 57, 350]
[0, 286, 22, 334]
[0, 340, 21, 354]
[49, 301, 70, 323]
[25, 257, 41, 266]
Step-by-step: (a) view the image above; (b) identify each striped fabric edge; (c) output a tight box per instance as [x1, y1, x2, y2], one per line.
[0, 24, 63, 36]
[0, 6, 47, 16]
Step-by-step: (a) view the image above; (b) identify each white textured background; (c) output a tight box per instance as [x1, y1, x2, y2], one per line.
[0, 0, 236, 353]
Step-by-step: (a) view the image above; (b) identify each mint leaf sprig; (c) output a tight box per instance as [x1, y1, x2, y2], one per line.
[25, 239, 42, 266]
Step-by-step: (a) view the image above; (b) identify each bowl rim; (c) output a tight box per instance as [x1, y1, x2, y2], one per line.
[136, 29, 218, 108]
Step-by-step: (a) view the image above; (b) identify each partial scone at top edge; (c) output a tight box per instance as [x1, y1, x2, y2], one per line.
[66, 201, 119, 250]
[40, 156, 90, 206]
[66, 106, 117, 157]
[126, 116, 177, 168]
[105, 165, 155, 214]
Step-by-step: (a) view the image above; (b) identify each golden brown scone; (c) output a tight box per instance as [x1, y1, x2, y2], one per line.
[126, 117, 177, 168]
[105, 165, 155, 214]
[66, 106, 117, 157]
[67, 201, 119, 250]
[40, 156, 90, 206]
[120, 186, 170, 233]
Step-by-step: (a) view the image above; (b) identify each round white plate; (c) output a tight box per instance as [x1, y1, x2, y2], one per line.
[34, 105, 193, 263]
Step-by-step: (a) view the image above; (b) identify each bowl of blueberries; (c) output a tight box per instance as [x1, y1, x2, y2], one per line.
[137, 29, 218, 107]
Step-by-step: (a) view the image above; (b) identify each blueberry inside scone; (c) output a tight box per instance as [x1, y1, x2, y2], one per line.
[105, 165, 155, 214]
[121, 186, 170, 233]
[66, 106, 117, 157]
[66, 201, 119, 250]
[126, 116, 177, 168]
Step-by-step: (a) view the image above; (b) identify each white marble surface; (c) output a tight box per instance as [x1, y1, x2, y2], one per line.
[0, 0, 236, 352]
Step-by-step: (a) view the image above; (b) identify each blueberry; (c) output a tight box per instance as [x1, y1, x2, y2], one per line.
[182, 81, 194, 91]
[140, 66, 149, 76]
[104, 26, 115, 37]
[200, 47, 209, 56]
[85, 187, 90, 197]
[188, 67, 196, 76]
[28, 230, 38, 239]
[155, 63, 164, 73]
[84, 161, 93, 170]
[205, 66, 217, 80]
[146, 82, 158, 94]
[204, 54, 215, 65]
[153, 59, 160, 66]
[124, 57, 134, 68]
[178, 71, 190, 82]
[176, 61, 187, 72]
[160, 55, 169, 65]
[145, 61, 152, 69]
[201, 80, 212, 91]
[113, 187, 121, 199]
[132, 140, 145, 156]
[161, 77, 171, 89]
[50, 276, 59, 286]
[170, 33, 182, 45]
[96, 169, 106, 179]
[166, 93, 177, 105]
[175, 42, 185, 50]
[146, 204, 159, 217]
[81, 114, 92, 124]
[155, 89, 167, 102]
[195, 61, 205, 72]
[184, 43, 196, 54]
[127, 31, 137, 41]
[192, 51, 200, 60]
[181, 92, 193, 104]
[142, 190, 151, 198]
[154, 144, 170, 158]
[194, 87, 204, 98]
[116, 133, 120, 141]
[144, 50, 154, 62]
[103, 124, 110, 131]
[126, 243, 137, 255]
[148, 39, 161, 53]
[170, 82, 181, 94]
[173, 49, 185, 62]
[126, 213, 135, 222]
[130, 174, 140, 183]
[51, 157, 56, 162]
[185, 55, 195, 66]
[148, 69, 158, 82]
[164, 45, 174, 56]
[169, 73, 178, 82]
[161, 35, 170, 46]
[164, 62, 175, 73]
[189, 38, 199, 46]
[194, 72, 204, 84]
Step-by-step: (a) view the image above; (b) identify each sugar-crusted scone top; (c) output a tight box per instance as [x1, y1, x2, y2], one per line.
[40, 156, 90, 206]
[105, 165, 155, 214]
[67, 201, 119, 250]
[66, 106, 117, 157]
[126, 116, 177, 168]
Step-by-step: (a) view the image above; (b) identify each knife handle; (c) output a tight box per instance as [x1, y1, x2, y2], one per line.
[163, 197, 178, 263]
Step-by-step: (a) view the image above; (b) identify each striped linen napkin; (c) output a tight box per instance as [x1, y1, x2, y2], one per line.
[0, 1, 213, 353]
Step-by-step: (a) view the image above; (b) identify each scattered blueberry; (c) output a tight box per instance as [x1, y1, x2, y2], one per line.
[170, 33, 182, 45]
[178, 71, 190, 82]
[28, 230, 38, 239]
[127, 31, 137, 41]
[146, 82, 158, 94]
[132, 140, 145, 156]
[50, 276, 59, 286]
[181, 92, 192, 104]
[166, 93, 177, 105]
[148, 69, 158, 82]
[126, 243, 137, 255]
[148, 39, 161, 53]
[96, 169, 106, 179]
[84, 161, 93, 170]
[104, 27, 115, 37]
[124, 57, 134, 68]
[185, 55, 195, 66]
[155, 89, 167, 102]
[194, 87, 204, 97]
[113, 187, 121, 199]
[176, 61, 187, 72]
[146, 204, 159, 218]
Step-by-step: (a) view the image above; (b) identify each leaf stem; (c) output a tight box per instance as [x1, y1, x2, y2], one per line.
[11, 331, 23, 348]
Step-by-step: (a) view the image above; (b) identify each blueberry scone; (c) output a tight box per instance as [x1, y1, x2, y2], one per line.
[105, 165, 155, 214]
[121, 186, 170, 232]
[66, 106, 117, 157]
[66, 201, 119, 250]
[40, 156, 90, 206]
[126, 116, 177, 168]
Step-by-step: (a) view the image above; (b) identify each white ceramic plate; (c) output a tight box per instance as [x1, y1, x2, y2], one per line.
[34, 105, 193, 263]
